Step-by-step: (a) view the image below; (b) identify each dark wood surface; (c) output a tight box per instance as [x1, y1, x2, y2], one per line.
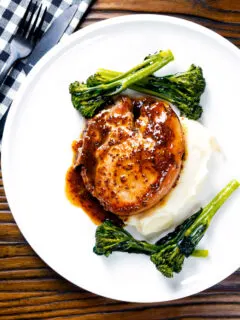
[0, 0, 240, 319]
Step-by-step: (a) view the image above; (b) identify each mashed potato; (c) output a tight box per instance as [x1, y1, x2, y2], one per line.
[127, 117, 215, 237]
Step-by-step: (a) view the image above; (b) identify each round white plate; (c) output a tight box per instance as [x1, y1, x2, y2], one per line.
[2, 15, 240, 303]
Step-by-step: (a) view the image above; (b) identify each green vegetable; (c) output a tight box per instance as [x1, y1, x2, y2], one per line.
[191, 249, 209, 258]
[93, 220, 157, 256]
[93, 179, 239, 277]
[69, 50, 174, 118]
[93, 219, 207, 258]
[88, 64, 206, 120]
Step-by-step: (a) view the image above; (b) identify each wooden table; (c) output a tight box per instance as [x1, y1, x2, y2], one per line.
[0, 1, 239, 319]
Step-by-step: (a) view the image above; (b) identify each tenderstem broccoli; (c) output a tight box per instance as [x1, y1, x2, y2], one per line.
[93, 219, 207, 257]
[87, 64, 206, 120]
[93, 179, 239, 278]
[69, 50, 174, 118]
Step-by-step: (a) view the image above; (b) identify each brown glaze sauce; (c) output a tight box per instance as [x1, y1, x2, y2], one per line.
[65, 141, 123, 226]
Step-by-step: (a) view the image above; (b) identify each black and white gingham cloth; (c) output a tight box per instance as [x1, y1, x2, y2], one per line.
[0, 0, 90, 119]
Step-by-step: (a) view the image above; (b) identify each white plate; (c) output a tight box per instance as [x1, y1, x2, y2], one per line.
[2, 15, 240, 303]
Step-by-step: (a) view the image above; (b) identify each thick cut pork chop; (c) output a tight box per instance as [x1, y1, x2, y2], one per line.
[75, 96, 185, 216]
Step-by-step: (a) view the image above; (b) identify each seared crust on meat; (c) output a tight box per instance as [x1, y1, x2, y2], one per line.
[76, 96, 185, 216]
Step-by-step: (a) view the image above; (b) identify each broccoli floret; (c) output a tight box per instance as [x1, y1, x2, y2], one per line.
[93, 220, 157, 256]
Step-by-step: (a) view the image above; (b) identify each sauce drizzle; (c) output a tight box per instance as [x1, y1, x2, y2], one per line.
[65, 141, 122, 226]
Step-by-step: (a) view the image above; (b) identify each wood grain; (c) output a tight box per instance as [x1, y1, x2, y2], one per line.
[81, 0, 240, 47]
[0, 0, 239, 319]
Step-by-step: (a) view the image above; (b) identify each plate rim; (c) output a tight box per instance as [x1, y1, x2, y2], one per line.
[1, 14, 240, 303]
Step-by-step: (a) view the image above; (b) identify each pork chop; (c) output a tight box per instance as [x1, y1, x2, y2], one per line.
[75, 96, 185, 216]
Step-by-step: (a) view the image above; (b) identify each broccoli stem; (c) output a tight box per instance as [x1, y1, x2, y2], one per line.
[89, 67, 175, 104]
[89, 67, 186, 101]
[179, 179, 240, 256]
[187, 179, 240, 235]
[107, 50, 174, 92]
[191, 249, 209, 258]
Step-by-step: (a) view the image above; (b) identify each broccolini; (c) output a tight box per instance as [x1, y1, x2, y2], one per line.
[93, 219, 207, 258]
[69, 50, 174, 118]
[88, 64, 205, 120]
[93, 179, 239, 278]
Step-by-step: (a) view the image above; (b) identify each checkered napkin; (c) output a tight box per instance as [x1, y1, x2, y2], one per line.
[0, 0, 88, 119]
